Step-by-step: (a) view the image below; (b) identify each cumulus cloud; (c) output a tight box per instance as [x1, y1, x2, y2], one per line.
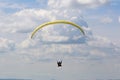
[0, 9, 80, 34]
[0, 8, 118, 63]
[0, 9, 52, 33]
[0, 0, 119, 63]
[18, 34, 120, 63]
[48, 0, 109, 9]
[9, 9, 118, 63]
[0, 9, 90, 41]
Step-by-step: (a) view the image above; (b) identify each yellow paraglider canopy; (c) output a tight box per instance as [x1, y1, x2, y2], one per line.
[31, 20, 85, 38]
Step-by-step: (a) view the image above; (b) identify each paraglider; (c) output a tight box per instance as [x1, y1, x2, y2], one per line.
[30, 20, 85, 67]
[31, 20, 85, 39]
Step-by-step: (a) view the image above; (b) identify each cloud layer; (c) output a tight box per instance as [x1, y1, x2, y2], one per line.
[48, 0, 109, 9]
[0, 5, 119, 61]
[0, 0, 119, 64]
[0, 37, 15, 53]
[1, 9, 117, 63]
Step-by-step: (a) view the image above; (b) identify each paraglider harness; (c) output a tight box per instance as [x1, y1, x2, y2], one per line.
[57, 61, 62, 67]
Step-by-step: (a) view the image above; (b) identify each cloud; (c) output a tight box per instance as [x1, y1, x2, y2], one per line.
[48, 0, 109, 9]
[100, 17, 113, 24]
[0, 2, 119, 63]
[7, 8, 90, 43]
[0, 37, 16, 53]
[77, 0, 108, 5]
[2, 8, 85, 62]
[14, 10, 119, 62]
[18, 34, 120, 63]
[0, 9, 90, 38]
[0, 8, 118, 63]
[0, 1, 120, 79]
[0, 9, 52, 33]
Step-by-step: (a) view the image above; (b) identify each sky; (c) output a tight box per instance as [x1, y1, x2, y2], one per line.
[0, 0, 120, 80]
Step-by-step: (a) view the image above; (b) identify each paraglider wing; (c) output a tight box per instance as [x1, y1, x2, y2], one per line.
[31, 20, 85, 39]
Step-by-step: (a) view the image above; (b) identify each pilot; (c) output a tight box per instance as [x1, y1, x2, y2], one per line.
[57, 61, 62, 67]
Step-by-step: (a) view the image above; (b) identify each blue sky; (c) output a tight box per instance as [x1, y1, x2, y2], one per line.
[0, 0, 120, 80]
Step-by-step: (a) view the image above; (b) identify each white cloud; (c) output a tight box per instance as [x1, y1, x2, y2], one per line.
[0, 9, 53, 33]
[100, 17, 113, 24]
[77, 0, 108, 5]
[0, 8, 119, 63]
[48, 0, 109, 9]
[18, 34, 120, 63]
[0, 9, 86, 62]
[48, 0, 72, 9]
[19, 39, 37, 49]
[0, 37, 16, 53]
[0, 6, 95, 39]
